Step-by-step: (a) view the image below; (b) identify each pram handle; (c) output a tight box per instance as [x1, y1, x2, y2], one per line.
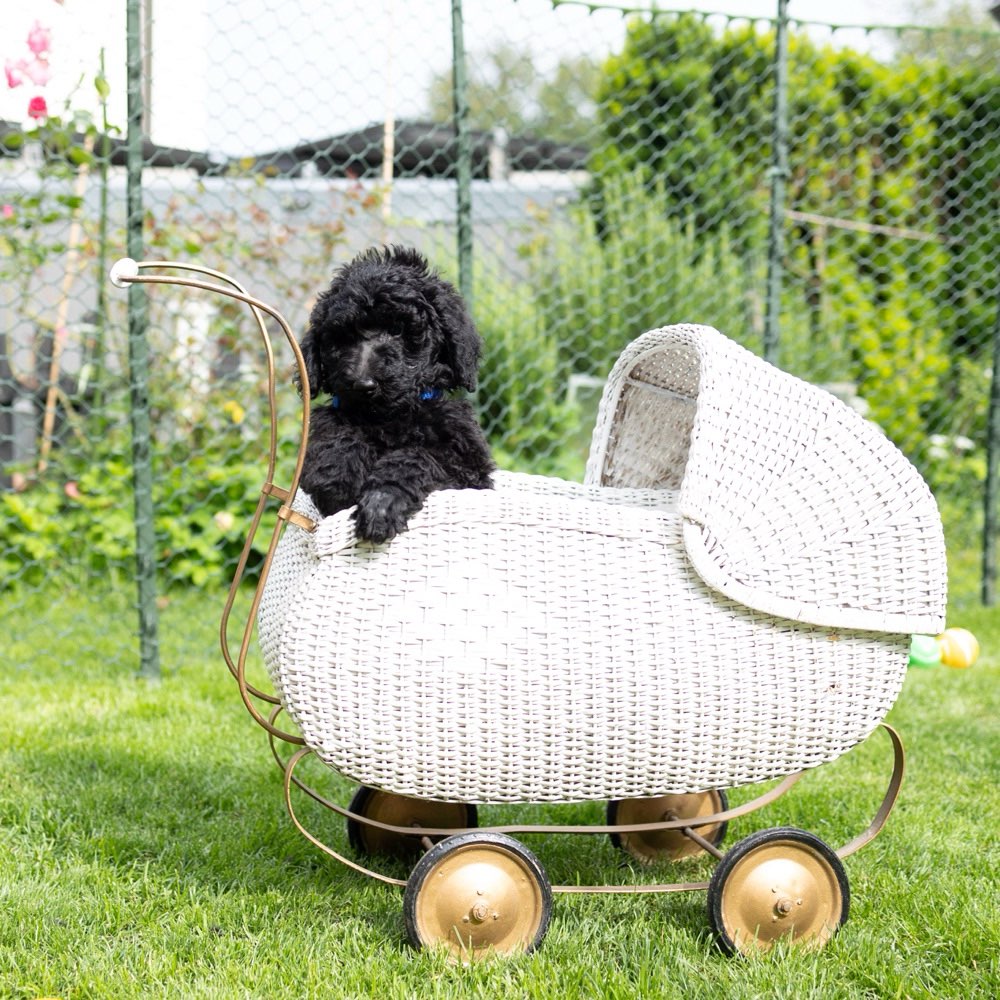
[109, 259, 312, 745]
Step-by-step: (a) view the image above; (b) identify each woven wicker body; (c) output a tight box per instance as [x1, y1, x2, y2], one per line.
[258, 325, 946, 804]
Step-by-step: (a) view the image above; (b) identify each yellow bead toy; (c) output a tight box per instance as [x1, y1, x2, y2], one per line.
[936, 627, 980, 669]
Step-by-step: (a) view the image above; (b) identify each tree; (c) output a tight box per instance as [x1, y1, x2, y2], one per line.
[425, 43, 602, 145]
[590, 15, 948, 237]
[591, 15, 761, 233]
[893, 1, 999, 63]
[586, 11, 1000, 460]
[895, 2, 1000, 368]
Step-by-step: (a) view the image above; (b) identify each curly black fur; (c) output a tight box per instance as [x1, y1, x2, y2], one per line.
[297, 245, 495, 542]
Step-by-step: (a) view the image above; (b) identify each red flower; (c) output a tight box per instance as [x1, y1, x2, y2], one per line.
[27, 94, 48, 120]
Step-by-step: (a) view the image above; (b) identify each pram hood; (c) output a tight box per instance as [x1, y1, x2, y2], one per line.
[586, 325, 947, 635]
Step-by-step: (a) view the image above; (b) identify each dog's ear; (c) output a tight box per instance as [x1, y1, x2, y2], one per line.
[294, 327, 323, 398]
[449, 315, 482, 392]
[436, 291, 482, 392]
[296, 293, 335, 399]
[295, 288, 339, 397]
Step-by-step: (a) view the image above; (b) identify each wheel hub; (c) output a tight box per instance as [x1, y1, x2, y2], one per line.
[610, 790, 728, 863]
[467, 896, 497, 924]
[721, 842, 844, 950]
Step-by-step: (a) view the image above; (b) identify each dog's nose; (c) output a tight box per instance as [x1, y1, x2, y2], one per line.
[352, 377, 377, 393]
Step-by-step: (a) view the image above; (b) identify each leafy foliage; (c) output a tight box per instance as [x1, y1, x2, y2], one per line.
[0, 398, 271, 592]
[592, 15, 762, 233]
[590, 13, 998, 371]
[474, 259, 582, 478]
[526, 171, 767, 375]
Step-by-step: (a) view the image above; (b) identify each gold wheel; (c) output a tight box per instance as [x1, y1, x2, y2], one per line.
[346, 786, 477, 860]
[708, 827, 849, 955]
[404, 833, 552, 960]
[608, 789, 729, 863]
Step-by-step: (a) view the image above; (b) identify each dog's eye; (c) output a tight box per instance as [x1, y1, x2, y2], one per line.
[374, 340, 405, 361]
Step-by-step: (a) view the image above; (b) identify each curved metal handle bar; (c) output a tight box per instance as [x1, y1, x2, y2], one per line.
[130, 263, 283, 708]
[110, 260, 310, 745]
[835, 723, 905, 860]
[266, 702, 309, 766]
[219, 493, 282, 705]
[283, 748, 408, 888]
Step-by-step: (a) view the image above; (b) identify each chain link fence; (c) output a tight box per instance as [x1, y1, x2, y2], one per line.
[2, 0, 998, 673]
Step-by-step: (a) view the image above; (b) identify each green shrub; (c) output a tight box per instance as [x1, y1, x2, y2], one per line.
[472, 258, 583, 477]
[527, 173, 765, 377]
[1, 403, 274, 593]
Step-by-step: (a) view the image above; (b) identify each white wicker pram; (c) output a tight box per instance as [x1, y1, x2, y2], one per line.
[259, 323, 945, 805]
[112, 260, 946, 960]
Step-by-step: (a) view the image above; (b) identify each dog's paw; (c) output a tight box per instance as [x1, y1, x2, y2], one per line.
[353, 487, 412, 543]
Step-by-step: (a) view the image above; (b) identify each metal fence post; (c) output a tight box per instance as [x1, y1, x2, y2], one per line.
[763, 0, 790, 365]
[126, 0, 160, 678]
[451, 0, 473, 309]
[983, 258, 1000, 606]
[94, 48, 111, 393]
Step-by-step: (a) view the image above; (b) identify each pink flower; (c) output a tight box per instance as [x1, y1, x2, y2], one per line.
[27, 22, 52, 57]
[2, 205, 13, 220]
[64, 481, 81, 501]
[5, 59, 24, 89]
[27, 95, 48, 120]
[21, 58, 51, 87]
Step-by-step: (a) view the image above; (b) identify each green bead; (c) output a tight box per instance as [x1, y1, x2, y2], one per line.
[908, 634, 941, 668]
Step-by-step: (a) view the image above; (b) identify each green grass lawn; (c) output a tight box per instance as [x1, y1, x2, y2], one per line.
[1, 580, 998, 999]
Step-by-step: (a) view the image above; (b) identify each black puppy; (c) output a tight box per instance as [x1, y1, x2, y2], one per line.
[297, 245, 495, 542]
